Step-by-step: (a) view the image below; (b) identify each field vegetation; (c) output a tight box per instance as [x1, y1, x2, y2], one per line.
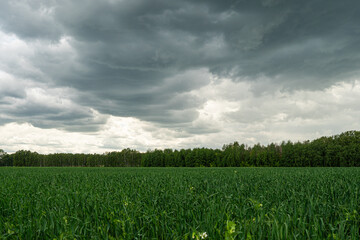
[1, 167, 359, 239]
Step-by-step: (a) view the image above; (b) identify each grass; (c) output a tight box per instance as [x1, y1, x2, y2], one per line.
[0, 167, 359, 239]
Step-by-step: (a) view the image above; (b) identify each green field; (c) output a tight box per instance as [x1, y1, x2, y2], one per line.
[0, 168, 359, 239]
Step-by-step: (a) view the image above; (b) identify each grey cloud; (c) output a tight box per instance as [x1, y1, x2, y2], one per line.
[0, 87, 25, 100]
[0, 83, 108, 132]
[4, 104, 108, 132]
[0, 0, 359, 133]
[0, 0, 62, 40]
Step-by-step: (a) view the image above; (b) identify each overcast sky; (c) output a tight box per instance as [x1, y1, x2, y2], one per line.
[1, 0, 360, 153]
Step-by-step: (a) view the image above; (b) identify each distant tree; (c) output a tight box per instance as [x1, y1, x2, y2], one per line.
[4, 130, 360, 168]
[0, 149, 8, 166]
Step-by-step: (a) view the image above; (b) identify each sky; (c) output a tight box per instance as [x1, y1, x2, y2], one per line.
[1, 0, 360, 153]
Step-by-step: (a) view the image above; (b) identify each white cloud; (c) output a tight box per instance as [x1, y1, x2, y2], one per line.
[2, 79, 359, 153]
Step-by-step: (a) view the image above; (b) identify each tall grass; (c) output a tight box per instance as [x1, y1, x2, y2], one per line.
[0, 168, 359, 239]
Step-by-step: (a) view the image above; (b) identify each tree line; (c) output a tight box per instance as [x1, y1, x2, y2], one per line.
[1, 131, 360, 167]
[0, 149, 142, 167]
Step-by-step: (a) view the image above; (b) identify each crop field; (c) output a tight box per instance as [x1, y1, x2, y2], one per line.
[0, 168, 359, 239]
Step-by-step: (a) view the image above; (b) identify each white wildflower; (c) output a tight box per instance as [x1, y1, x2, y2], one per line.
[200, 232, 208, 239]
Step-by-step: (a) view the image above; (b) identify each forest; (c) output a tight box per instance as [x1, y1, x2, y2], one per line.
[1, 130, 359, 167]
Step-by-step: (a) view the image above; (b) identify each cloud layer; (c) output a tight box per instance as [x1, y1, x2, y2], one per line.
[0, 0, 359, 152]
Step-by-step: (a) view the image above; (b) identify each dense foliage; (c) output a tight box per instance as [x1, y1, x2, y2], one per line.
[1, 131, 360, 167]
[0, 149, 11, 167]
[1, 167, 359, 239]
[7, 149, 142, 167]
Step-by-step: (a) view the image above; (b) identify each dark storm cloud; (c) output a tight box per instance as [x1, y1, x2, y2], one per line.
[0, 92, 108, 132]
[1, 0, 359, 131]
